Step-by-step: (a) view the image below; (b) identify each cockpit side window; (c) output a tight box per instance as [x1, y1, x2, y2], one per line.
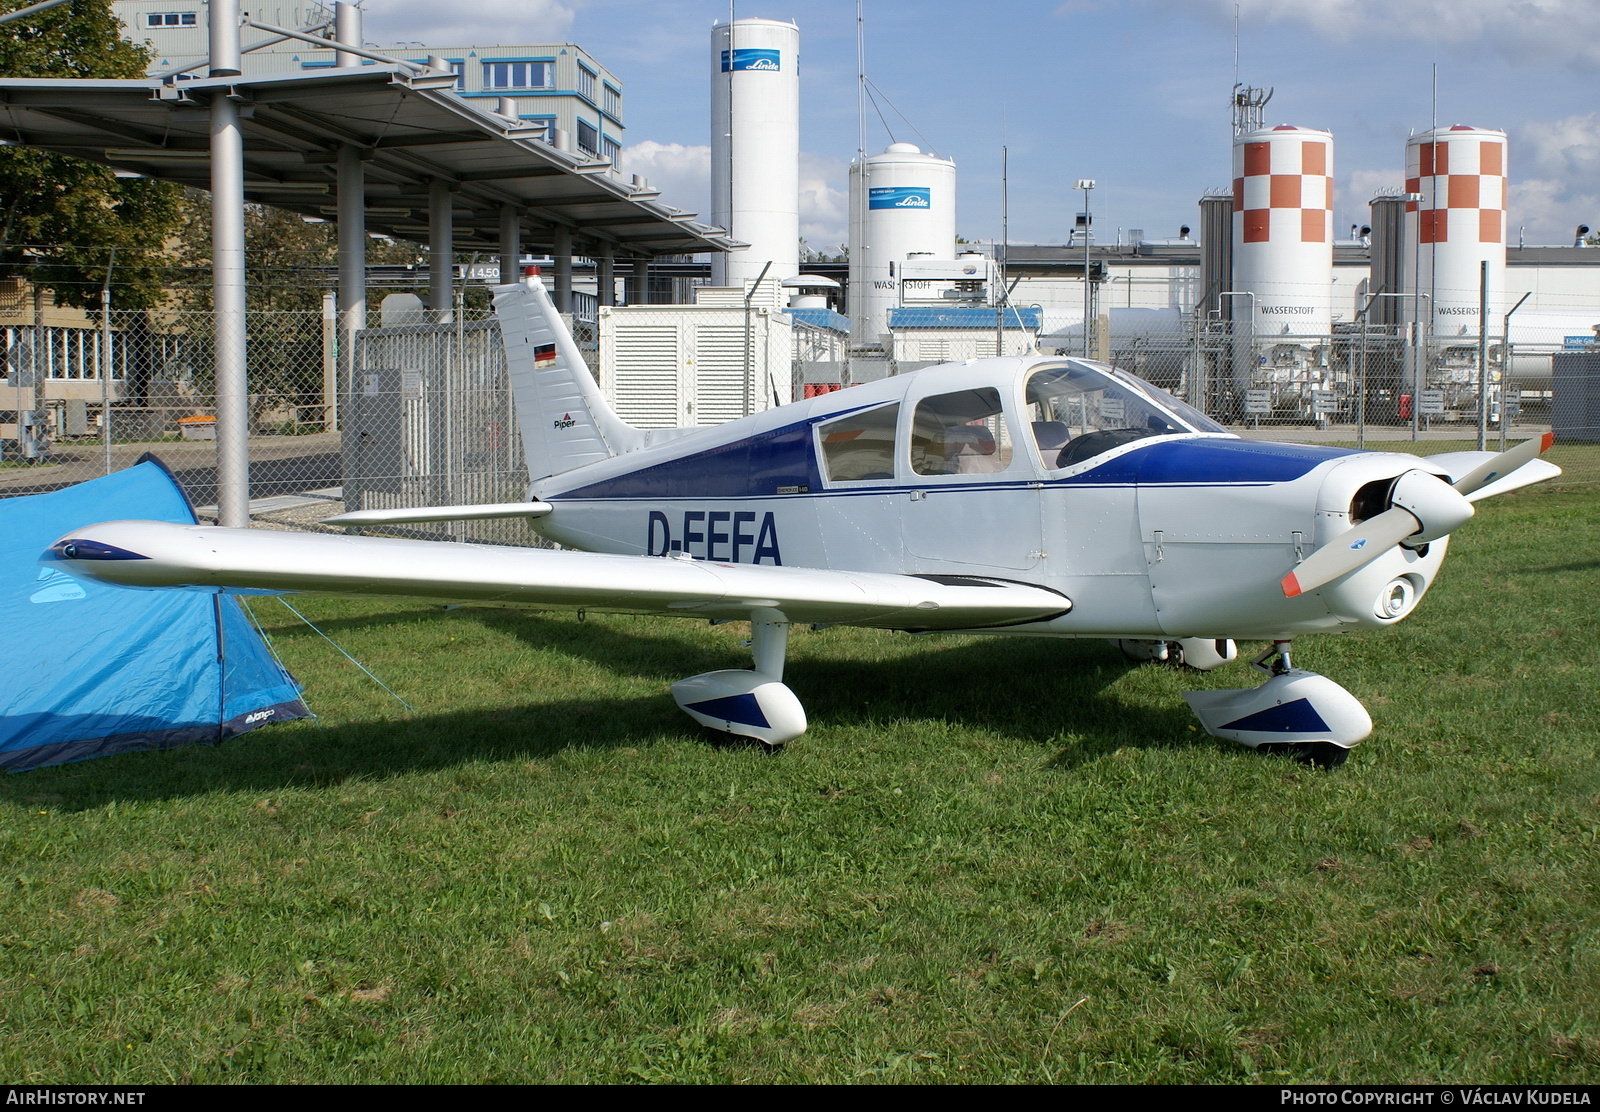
[1025, 363, 1204, 470]
[909, 388, 1014, 477]
[817, 403, 901, 482]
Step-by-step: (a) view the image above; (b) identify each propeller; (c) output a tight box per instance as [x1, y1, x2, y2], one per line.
[1449, 431, 1553, 500]
[1281, 435, 1553, 598]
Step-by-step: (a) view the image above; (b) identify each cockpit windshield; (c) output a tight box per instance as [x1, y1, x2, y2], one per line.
[1025, 362, 1225, 469]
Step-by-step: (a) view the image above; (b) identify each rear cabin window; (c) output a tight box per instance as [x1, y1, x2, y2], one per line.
[909, 388, 1013, 476]
[817, 404, 900, 482]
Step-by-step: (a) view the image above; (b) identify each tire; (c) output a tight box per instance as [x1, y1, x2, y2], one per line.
[704, 729, 784, 754]
[1259, 741, 1351, 768]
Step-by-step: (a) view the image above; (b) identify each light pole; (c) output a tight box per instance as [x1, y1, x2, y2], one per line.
[1075, 179, 1095, 359]
[1501, 291, 1531, 451]
[1402, 191, 1424, 442]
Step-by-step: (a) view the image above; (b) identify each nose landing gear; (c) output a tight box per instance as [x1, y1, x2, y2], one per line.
[1183, 640, 1371, 768]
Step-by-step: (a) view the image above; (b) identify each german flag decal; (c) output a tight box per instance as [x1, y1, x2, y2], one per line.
[533, 343, 558, 366]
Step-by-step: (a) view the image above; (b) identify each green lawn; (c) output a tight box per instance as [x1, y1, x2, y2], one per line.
[1, 470, 1597, 1083]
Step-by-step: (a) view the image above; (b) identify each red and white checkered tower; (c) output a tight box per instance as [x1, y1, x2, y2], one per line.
[1231, 125, 1335, 370]
[1404, 126, 1507, 338]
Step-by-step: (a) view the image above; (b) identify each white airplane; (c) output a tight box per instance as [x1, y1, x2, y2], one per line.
[48, 281, 1559, 765]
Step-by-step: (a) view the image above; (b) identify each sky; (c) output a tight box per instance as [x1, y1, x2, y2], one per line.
[357, 0, 1600, 252]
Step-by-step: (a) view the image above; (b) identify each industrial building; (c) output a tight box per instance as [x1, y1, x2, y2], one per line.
[9, 3, 1600, 464]
[112, 0, 626, 162]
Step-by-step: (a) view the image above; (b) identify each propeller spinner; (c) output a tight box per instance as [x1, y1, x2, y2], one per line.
[1281, 435, 1553, 598]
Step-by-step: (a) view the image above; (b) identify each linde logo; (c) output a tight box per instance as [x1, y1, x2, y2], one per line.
[721, 48, 780, 72]
[869, 187, 931, 210]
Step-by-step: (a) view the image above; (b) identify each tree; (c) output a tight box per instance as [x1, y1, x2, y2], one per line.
[169, 190, 434, 405]
[0, 0, 182, 313]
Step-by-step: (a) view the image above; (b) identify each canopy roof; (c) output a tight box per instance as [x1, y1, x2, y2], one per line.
[0, 65, 743, 259]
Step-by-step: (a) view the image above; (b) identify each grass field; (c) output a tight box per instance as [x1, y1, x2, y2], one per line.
[1, 443, 1597, 1084]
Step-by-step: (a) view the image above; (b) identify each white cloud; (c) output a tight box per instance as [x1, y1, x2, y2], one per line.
[1516, 112, 1600, 178]
[799, 152, 849, 253]
[1504, 113, 1600, 244]
[1158, 0, 1600, 67]
[620, 143, 851, 251]
[361, 0, 579, 48]
[1334, 168, 1404, 235]
[1346, 168, 1403, 203]
[1507, 179, 1599, 246]
[619, 141, 710, 216]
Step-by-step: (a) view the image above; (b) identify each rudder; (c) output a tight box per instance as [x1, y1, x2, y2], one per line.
[493, 280, 642, 481]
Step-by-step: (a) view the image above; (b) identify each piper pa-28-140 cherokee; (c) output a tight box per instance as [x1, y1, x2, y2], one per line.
[49, 281, 1559, 765]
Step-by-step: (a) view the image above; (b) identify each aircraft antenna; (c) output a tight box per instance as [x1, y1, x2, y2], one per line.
[996, 144, 1007, 355]
[1232, 84, 1271, 135]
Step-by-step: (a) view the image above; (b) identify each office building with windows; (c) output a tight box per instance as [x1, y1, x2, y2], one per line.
[111, 2, 625, 162]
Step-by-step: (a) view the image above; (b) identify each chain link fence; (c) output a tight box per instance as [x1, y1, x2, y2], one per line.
[344, 314, 540, 546]
[3, 301, 1594, 540]
[1116, 316, 1594, 434]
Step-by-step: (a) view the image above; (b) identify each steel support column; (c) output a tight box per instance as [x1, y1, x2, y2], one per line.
[209, 0, 249, 528]
[333, 1, 360, 68]
[597, 253, 614, 307]
[428, 177, 454, 322]
[498, 204, 521, 287]
[553, 226, 572, 313]
[335, 142, 365, 433]
[632, 257, 650, 306]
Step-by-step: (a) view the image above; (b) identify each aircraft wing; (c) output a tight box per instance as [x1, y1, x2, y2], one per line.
[47, 522, 1071, 631]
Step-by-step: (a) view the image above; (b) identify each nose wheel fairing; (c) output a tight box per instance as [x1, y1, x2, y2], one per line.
[671, 671, 807, 748]
[670, 612, 806, 748]
[1183, 641, 1372, 757]
[1184, 670, 1372, 750]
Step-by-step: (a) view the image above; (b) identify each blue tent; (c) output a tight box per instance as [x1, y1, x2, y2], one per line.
[0, 458, 308, 771]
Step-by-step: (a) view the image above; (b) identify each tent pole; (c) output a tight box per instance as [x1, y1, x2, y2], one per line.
[214, 593, 227, 742]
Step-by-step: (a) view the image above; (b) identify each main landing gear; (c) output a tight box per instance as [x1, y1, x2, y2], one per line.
[670, 609, 806, 750]
[1182, 640, 1372, 768]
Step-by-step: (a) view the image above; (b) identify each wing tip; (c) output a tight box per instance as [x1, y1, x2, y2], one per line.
[1541, 431, 1555, 453]
[1281, 572, 1302, 598]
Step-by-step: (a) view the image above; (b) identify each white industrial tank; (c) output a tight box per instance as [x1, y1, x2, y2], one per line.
[1231, 125, 1335, 346]
[710, 18, 800, 289]
[1404, 126, 1507, 338]
[848, 142, 957, 349]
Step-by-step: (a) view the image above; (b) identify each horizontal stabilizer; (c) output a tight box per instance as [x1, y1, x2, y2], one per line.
[49, 521, 1073, 631]
[323, 502, 553, 527]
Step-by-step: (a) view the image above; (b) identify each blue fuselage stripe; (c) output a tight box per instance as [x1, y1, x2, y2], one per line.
[550, 429, 1357, 504]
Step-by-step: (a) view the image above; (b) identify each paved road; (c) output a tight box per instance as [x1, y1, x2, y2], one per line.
[1231, 421, 1551, 445]
[0, 432, 343, 505]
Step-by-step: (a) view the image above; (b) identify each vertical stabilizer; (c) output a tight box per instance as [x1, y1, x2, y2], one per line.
[494, 280, 642, 480]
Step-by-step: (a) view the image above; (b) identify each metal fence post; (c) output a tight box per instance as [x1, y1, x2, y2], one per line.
[99, 251, 114, 475]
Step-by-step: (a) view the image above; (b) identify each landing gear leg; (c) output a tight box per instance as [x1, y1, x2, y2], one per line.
[671, 608, 807, 749]
[1252, 639, 1294, 676]
[1183, 637, 1371, 767]
[1112, 637, 1237, 671]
